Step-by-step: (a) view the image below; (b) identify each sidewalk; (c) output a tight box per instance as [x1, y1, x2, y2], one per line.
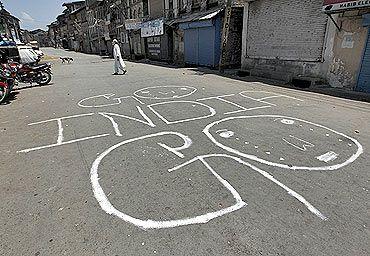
[191, 65, 370, 104]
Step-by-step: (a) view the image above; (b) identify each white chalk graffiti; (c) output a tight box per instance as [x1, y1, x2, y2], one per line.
[197, 94, 271, 115]
[203, 115, 363, 171]
[239, 91, 304, 105]
[282, 135, 315, 151]
[17, 87, 364, 230]
[134, 86, 197, 99]
[78, 94, 145, 108]
[169, 154, 327, 221]
[18, 113, 110, 153]
[148, 101, 216, 124]
[99, 106, 156, 137]
[90, 132, 246, 230]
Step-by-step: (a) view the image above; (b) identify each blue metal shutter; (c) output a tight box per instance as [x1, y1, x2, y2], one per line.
[184, 29, 198, 65]
[198, 26, 215, 66]
[357, 29, 370, 93]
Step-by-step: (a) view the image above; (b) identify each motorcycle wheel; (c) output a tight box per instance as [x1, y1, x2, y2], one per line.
[37, 71, 52, 85]
[0, 86, 8, 104]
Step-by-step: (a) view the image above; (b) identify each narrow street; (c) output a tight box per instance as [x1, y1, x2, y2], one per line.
[1, 48, 369, 255]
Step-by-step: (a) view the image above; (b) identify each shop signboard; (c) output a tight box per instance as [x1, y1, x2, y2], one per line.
[125, 19, 142, 30]
[323, 0, 370, 12]
[141, 18, 164, 38]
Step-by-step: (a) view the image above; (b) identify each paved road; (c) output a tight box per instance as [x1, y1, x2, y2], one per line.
[1, 48, 369, 256]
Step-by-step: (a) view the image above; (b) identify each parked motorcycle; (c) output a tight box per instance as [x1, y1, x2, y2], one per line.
[0, 78, 9, 103]
[9, 62, 52, 86]
[0, 65, 16, 104]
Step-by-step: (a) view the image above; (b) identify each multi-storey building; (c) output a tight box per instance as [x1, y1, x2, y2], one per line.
[47, 0, 370, 93]
[47, 21, 60, 48]
[0, 6, 21, 44]
[166, 0, 243, 67]
[86, 0, 109, 55]
[68, 5, 89, 52]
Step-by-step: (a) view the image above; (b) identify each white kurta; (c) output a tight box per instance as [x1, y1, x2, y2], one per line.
[113, 44, 126, 74]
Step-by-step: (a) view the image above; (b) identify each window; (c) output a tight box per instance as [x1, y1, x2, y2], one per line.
[143, 0, 149, 16]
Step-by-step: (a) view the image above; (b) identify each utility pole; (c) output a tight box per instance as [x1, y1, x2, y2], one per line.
[219, 0, 232, 73]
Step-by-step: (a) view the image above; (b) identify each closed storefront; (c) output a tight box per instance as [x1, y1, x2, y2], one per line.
[179, 11, 222, 67]
[357, 14, 370, 92]
[147, 36, 161, 58]
[323, 1, 370, 91]
[247, 0, 327, 61]
[125, 19, 145, 59]
[242, 0, 329, 82]
[132, 31, 145, 59]
[141, 18, 170, 61]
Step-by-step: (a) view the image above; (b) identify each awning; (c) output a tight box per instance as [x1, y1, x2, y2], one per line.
[166, 8, 223, 26]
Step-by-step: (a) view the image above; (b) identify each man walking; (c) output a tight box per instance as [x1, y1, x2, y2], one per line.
[112, 39, 126, 75]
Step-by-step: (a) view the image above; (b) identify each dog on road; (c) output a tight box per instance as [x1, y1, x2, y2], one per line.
[60, 57, 74, 64]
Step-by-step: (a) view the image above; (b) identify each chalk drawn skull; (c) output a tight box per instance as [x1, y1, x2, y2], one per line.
[203, 115, 363, 171]
[134, 86, 197, 99]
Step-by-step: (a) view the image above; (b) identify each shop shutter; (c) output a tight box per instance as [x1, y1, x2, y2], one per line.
[356, 29, 370, 93]
[184, 28, 199, 65]
[198, 26, 216, 66]
[247, 0, 328, 61]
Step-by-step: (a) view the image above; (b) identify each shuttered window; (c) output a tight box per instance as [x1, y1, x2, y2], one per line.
[247, 0, 328, 62]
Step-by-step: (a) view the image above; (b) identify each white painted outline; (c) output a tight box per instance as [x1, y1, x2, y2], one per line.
[134, 86, 197, 100]
[28, 113, 95, 125]
[282, 135, 315, 152]
[78, 94, 121, 108]
[90, 132, 246, 230]
[78, 94, 145, 108]
[99, 106, 156, 136]
[197, 94, 271, 115]
[169, 154, 327, 220]
[115, 96, 145, 105]
[316, 151, 339, 163]
[18, 113, 109, 153]
[148, 101, 216, 125]
[239, 91, 304, 103]
[203, 115, 363, 171]
[18, 134, 110, 153]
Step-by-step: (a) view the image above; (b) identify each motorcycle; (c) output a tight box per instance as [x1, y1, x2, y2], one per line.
[9, 62, 52, 86]
[0, 65, 16, 104]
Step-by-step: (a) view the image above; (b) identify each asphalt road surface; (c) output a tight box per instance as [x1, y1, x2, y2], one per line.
[1, 48, 369, 256]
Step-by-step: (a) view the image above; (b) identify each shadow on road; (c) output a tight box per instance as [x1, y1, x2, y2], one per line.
[0, 91, 19, 105]
[14, 83, 54, 92]
[187, 67, 370, 104]
[44, 47, 370, 104]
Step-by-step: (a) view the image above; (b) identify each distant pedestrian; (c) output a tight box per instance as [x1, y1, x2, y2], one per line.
[112, 39, 126, 75]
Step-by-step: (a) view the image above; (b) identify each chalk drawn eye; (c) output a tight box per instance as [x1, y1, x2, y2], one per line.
[180, 88, 188, 91]
[281, 119, 295, 125]
[217, 130, 235, 138]
[141, 91, 150, 94]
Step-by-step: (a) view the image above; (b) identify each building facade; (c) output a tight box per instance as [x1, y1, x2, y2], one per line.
[47, 0, 370, 93]
[241, 0, 330, 83]
[0, 7, 21, 43]
[323, 0, 370, 92]
[240, 0, 370, 92]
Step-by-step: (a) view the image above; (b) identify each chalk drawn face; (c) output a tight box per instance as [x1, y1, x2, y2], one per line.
[203, 115, 363, 171]
[134, 86, 197, 99]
